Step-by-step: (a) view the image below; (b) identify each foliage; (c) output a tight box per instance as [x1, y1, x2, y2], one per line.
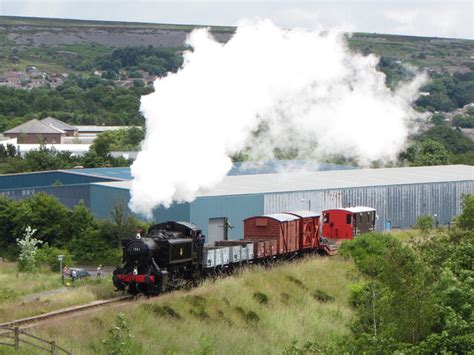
[91, 127, 144, 157]
[452, 113, 474, 128]
[0, 193, 141, 265]
[36, 243, 74, 271]
[421, 126, 474, 155]
[415, 215, 434, 235]
[96, 46, 183, 77]
[343, 198, 474, 353]
[402, 139, 449, 166]
[102, 312, 141, 355]
[430, 113, 446, 126]
[16, 226, 42, 272]
[457, 194, 474, 230]
[415, 72, 474, 112]
[0, 144, 132, 174]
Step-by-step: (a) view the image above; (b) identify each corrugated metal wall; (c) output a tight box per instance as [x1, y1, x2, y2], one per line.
[264, 181, 474, 230]
[190, 194, 264, 241]
[0, 184, 91, 208]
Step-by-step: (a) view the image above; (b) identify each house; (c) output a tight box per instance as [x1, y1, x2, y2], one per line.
[40, 117, 78, 137]
[3, 119, 65, 144]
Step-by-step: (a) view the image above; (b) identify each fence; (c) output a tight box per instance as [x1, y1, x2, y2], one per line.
[0, 327, 71, 354]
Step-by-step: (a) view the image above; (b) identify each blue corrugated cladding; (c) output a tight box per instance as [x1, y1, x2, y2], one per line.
[0, 184, 91, 208]
[0, 171, 113, 190]
[190, 194, 264, 241]
[90, 184, 190, 222]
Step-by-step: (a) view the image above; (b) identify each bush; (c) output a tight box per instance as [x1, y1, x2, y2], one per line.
[415, 215, 434, 235]
[36, 244, 74, 271]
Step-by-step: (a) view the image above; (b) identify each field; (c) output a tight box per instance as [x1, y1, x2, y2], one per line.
[0, 262, 116, 323]
[23, 256, 356, 354]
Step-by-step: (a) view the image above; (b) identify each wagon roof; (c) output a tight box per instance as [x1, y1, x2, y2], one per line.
[326, 206, 376, 213]
[260, 213, 300, 222]
[286, 210, 321, 218]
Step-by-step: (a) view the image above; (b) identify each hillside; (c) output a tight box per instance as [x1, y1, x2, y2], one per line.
[0, 16, 473, 75]
[31, 256, 355, 354]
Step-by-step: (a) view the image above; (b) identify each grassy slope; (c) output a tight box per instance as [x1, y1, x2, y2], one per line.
[0, 262, 116, 323]
[31, 256, 355, 354]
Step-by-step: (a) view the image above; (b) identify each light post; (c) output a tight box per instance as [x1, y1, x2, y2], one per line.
[300, 198, 311, 211]
[57, 255, 64, 284]
[433, 214, 439, 229]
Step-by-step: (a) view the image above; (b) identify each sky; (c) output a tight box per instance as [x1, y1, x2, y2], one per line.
[0, 1, 473, 39]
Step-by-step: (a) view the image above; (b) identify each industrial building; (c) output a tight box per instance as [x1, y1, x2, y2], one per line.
[0, 164, 472, 244]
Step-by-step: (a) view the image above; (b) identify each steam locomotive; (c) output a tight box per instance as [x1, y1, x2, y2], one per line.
[113, 221, 205, 295]
[113, 207, 376, 296]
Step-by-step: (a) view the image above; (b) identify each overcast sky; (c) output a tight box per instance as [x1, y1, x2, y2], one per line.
[1, 1, 473, 39]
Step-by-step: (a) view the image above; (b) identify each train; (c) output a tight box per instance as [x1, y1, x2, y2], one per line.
[113, 206, 376, 295]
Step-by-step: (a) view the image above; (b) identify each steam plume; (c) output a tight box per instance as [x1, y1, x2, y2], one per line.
[130, 20, 426, 216]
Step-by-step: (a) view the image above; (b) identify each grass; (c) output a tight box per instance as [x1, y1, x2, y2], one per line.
[30, 256, 356, 354]
[0, 262, 116, 323]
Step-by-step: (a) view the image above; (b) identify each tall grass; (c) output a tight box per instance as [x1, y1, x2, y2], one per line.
[0, 262, 117, 322]
[33, 256, 356, 354]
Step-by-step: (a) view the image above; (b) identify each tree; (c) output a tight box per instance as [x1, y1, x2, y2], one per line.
[405, 139, 449, 166]
[430, 113, 446, 126]
[415, 215, 434, 236]
[457, 194, 474, 230]
[16, 226, 42, 272]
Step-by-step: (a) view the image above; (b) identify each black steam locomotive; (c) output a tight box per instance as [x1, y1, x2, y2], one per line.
[113, 221, 205, 295]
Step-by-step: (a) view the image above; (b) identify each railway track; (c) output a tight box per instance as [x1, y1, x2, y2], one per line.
[0, 295, 134, 330]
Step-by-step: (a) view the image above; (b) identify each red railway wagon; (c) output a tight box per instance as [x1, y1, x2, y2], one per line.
[322, 207, 376, 240]
[244, 214, 299, 255]
[247, 238, 278, 258]
[285, 211, 321, 250]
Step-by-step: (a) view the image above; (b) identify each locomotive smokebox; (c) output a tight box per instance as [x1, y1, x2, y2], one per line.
[124, 238, 157, 267]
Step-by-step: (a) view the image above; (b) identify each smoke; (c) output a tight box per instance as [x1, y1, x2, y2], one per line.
[130, 20, 426, 216]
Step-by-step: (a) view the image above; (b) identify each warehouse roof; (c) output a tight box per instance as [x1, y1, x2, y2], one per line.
[92, 165, 474, 197]
[62, 167, 131, 180]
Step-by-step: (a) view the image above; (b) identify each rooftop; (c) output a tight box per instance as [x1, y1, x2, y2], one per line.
[40, 117, 77, 132]
[92, 165, 474, 197]
[4, 119, 65, 134]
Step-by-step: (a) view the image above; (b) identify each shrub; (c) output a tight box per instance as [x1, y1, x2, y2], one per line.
[415, 215, 434, 235]
[36, 244, 74, 271]
[312, 289, 335, 303]
[102, 312, 141, 355]
[253, 291, 269, 305]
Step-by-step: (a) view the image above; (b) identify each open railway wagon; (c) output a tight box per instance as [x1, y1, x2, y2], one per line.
[322, 206, 376, 240]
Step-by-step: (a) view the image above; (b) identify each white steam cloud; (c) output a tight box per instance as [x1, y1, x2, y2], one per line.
[130, 20, 426, 216]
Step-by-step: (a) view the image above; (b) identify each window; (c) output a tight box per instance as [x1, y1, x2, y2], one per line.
[323, 213, 329, 223]
[346, 214, 352, 224]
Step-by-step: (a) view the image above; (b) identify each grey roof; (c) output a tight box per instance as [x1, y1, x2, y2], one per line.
[246, 213, 300, 222]
[93, 165, 474, 197]
[40, 117, 77, 131]
[75, 125, 134, 133]
[286, 211, 321, 218]
[4, 119, 65, 134]
[324, 207, 376, 213]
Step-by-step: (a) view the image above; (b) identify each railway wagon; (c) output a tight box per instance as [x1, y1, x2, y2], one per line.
[286, 211, 321, 250]
[244, 214, 299, 255]
[322, 207, 376, 240]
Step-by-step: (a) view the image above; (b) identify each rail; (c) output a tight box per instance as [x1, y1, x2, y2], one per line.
[0, 327, 71, 354]
[0, 295, 133, 329]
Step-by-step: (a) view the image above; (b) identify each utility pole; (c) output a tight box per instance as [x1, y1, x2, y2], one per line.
[58, 255, 64, 285]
